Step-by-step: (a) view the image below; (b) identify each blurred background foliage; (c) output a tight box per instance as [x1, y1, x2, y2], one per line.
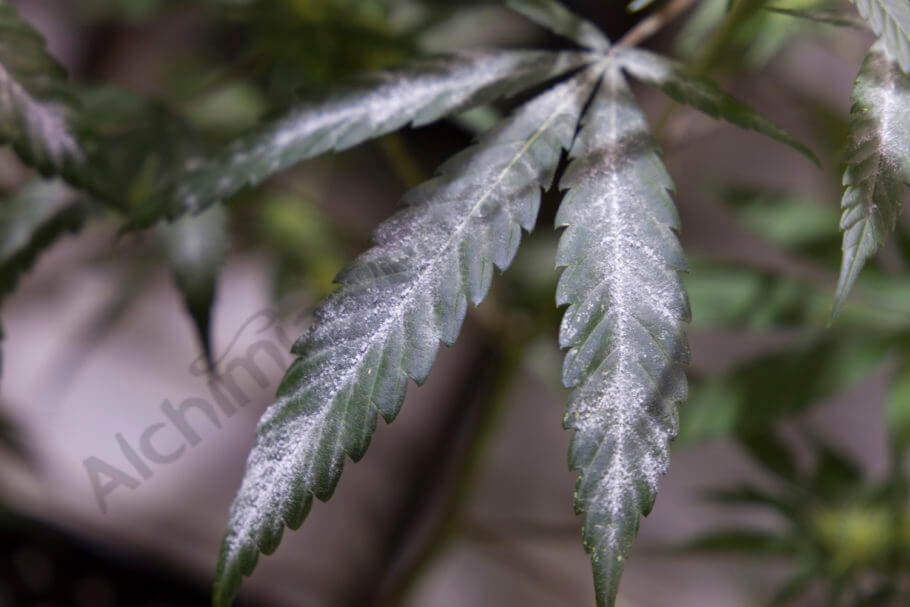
[0, 0, 909, 605]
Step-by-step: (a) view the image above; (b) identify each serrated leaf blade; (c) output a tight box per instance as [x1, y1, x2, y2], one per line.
[833, 44, 910, 317]
[557, 63, 690, 607]
[136, 50, 590, 229]
[851, 0, 910, 72]
[612, 47, 819, 164]
[0, 3, 93, 183]
[507, 0, 611, 51]
[213, 68, 601, 607]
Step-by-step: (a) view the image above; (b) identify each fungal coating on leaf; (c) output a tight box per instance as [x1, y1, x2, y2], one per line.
[0, 3, 84, 175]
[556, 63, 690, 607]
[147, 49, 590, 225]
[834, 43, 910, 317]
[213, 66, 603, 606]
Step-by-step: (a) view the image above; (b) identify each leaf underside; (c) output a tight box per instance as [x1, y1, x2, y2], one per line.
[212, 66, 601, 606]
[851, 0, 910, 72]
[0, 3, 86, 178]
[557, 63, 690, 607]
[135, 50, 589, 229]
[833, 43, 910, 317]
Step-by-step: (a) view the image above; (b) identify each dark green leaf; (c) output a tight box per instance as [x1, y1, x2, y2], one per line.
[833, 45, 910, 318]
[885, 357, 910, 444]
[136, 50, 590, 228]
[740, 431, 798, 482]
[506, 0, 611, 51]
[703, 486, 800, 519]
[557, 63, 690, 607]
[0, 179, 85, 298]
[213, 67, 601, 606]
[612, 47, 819, 164]
[679, 529, 798, 556]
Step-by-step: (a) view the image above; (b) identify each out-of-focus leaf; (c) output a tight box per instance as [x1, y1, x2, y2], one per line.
[160, 204, 229, 370]
[677, 0, 836, 70]
[715, 185, 840, 253]
[612, 47, 818, 164]
[850, 0, 910, 72]
[885, 357, 910, 444]
[833, 45, 910, 318]
[0, 2, 107, 196]
[0, 179, 85, 297]
[257, 193, 347, 296]
[766, 6, 867, 28]
[506, 0, 611, 51]
[135, 50, 590, 228]
[213, 67, 600, 607]
[741, 431, 798, 482]
[80, 86, 204, 212]
[703, 486, 800, 518]
[679, 530, 798, 556]
[811, 439, 864, 499]
[557, 63, 690, 607]
[681, 336, 887, 443]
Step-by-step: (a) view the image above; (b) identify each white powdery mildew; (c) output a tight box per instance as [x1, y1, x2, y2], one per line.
[835, 44, 910, 311]
[556, 64, 689, 604]
[178, 49, 590, 213]
[216, 68, 603, 596]
[0, 61, 82, 170]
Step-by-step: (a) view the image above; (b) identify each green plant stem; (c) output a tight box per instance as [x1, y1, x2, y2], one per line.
[654, 0, 771, 140]
[381, 339, 526, 607]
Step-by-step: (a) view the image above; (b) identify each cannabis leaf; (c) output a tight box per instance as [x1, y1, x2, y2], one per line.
[0, 179, 85, 375]
[833, 44, 910, 317]
[0, 3, 97, 187]
[212, 68, 601, 606]
[134, 50, 588, 228]
[850, 0, 910, 72]
[0, 179, 85, 298]
[506, 0, 611, 51]
[612, 47, 819, 164]
[557, 62, 690, 607]
[160, 204, 228, 369]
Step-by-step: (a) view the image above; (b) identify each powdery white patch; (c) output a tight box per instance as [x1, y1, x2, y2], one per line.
[834, 43, 910, 316]
[213, 67, 604, 606]
[172, 50, 591, 220]
[556, 63, 689, 607]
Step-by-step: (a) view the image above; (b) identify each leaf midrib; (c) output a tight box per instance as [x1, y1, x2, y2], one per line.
[288, 67, 598, 495]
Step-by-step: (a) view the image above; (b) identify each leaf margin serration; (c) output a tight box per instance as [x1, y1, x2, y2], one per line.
[132, 49, 591, 230]
[212, 64, 603, 607]
[833, 42, 910, 317]
[556, 59, 691, 607]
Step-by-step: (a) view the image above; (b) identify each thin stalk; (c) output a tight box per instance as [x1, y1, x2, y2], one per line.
[616, 0, 698, 48]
